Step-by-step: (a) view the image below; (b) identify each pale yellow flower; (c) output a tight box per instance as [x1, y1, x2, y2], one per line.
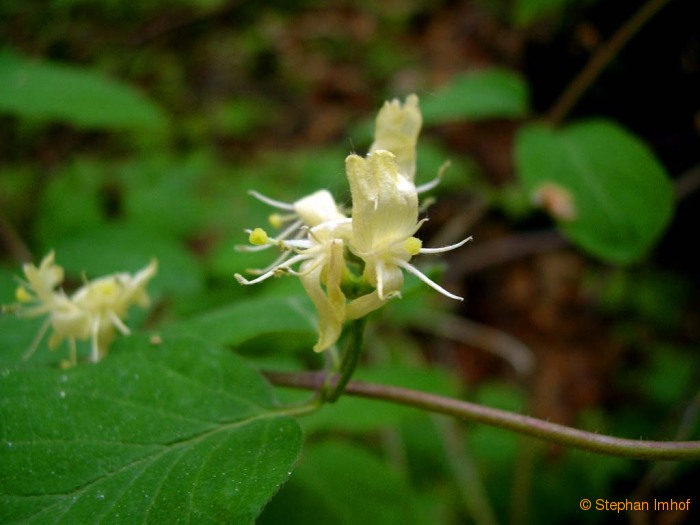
[236, 94, 471, 352]
[345, 150, 471, 320]
[369, 94, 422, 181]
[70, 260, 158, 362]
[12, 253, 157, 365]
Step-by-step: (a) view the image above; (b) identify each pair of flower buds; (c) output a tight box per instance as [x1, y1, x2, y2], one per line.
[11, 252, 157, 366]
[236, 95, 471, 352]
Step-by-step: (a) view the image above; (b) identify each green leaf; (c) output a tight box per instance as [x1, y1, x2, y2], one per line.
[516, 120, 674, 263]
[470, 383, 523, 468]
[259, 442, 424, 525]
[119, 153, 216, 238]
[0, 50, 167, 130]
[51, 223, 205, 298]
[421, 69, 529, 124]
[639, 344, 698, 406]
[166, 295, 316, 347]
[33, 160, 107, 248]
[0, 335, 303, 524]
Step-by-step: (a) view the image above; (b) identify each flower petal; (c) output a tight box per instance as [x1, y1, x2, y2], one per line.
[300, 239, 346, 352]
[369, 94, 422, 181]
[293, 189, 346, 227]
[346, 150, 418, 255]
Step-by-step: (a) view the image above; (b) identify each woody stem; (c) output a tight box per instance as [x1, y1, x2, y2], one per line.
[265, 370, 700, 461]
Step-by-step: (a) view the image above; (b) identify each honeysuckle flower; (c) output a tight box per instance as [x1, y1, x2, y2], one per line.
[235, 218, 352, 352]
[345, 150, 471, 319]
[10, 252, 157, 366]
[369, 94, 422, 181]
[69, 260, 158, 362]
[236, 93, 471, 353]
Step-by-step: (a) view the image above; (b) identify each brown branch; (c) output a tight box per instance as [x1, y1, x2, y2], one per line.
[264, 370, 700, 461]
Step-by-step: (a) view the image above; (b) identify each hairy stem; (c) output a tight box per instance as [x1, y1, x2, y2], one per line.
[264, 371, 700, 461]
[547, 0, 673, 126]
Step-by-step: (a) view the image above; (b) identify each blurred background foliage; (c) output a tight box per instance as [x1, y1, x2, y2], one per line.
[1, 0, 699, 523]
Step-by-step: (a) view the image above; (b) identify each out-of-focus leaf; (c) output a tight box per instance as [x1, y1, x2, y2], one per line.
[421, 69, 529, 124]
[209, 98, 276, 138]
[119, 153, 213, 238]
[415, 140, 477, 193]
[33, 160, 106, 248]
[50, 223, 204, 298]
[258, 441, 424, 525]
[469, 383, 523, 467]
[513, 0, 569, 27]
[0, 335, 303, 524]
[516, 120, 674, 263]
[0, 50, 167, 130]
[640, 345, 698, 406]
[166, 295, 316, 347]
[0, 315, 70, 368]
[596, 269, 690, 330]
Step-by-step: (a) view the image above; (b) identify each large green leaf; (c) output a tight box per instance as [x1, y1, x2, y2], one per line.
[0, 50, 167, 130]
[0, 335, 303, 524]
[516, 120, 674, 263]
[421, 69, 529, 124]
[259, 442, 425, 525]
[32, 160, 108, 249]
[167, 295, 316, 347]
[50, 223, 205, 298]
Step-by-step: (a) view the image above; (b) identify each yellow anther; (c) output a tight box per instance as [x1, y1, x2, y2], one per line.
[249, 228, 270, 246]
[15, 286, 33, 303]
[268, 214, 284, 229]
[403, 237, 422, 256]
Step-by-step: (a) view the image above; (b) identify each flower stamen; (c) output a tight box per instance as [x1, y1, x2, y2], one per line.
[394, 259, 463, 301]
[248, 189, 295, 210]
[419, 236, 473, 254]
